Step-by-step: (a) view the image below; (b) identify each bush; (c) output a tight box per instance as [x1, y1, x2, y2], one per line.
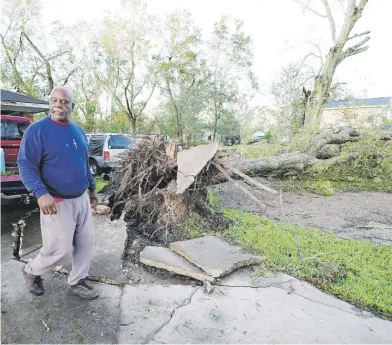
[328, 134, 392, 182]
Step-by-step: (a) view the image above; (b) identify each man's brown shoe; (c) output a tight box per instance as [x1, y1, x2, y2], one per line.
[21, 266, 44, 296]
[67, 279, 99, 300]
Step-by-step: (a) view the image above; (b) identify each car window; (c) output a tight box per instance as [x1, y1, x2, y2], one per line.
[108, 135, 133, 149]
[88, 135, 105, 155]
[1, 119, 28, 140]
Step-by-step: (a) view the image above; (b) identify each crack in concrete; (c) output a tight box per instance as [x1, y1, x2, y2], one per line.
[115, 286, 127, 343]
[216, 282, 375, 320]
[287, 290, 375, 319]
[215, 279, 295, 290]
[144, 287, 200, 344]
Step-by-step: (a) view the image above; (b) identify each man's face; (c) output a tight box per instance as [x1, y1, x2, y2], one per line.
[49, 89, 72, 122]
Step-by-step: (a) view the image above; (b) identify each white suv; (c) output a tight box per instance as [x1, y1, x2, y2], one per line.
[85, 133, 135, 176]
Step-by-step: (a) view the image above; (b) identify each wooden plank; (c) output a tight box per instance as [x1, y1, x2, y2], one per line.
[216, 159, 278, 195]
[212, 162, 265, 209]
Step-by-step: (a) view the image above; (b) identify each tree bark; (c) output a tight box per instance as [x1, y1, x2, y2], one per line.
[302, 0, 370, 133]
[212, 118, 219, 142]
[235, 127, 360, 177]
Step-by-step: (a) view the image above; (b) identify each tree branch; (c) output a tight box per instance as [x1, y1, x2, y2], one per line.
[330, 81, 346, 91]
[349, 36, 370, 50]
[347, 30, 370, 41]
[321, 0, 336, 43]
[338, 36, 370, 64]
[62, 67, 78, 86]
[340, 46, 369, 63]
[294, 0, 328, 17]
[48, 50, 70, 62]
[0, 33, 25, 87]
[136, 83, 156, 117]
[307, 41, 325, 67]
[124, 86, 134, 122]
[133, 80, 148, 100]
[357, 0, 369, 12]
[22, 32, 54, 91]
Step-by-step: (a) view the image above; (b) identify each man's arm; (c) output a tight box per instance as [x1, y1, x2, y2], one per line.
[83, 133, 98, 207]
[17, 126, 48, 198]
[17, 126, 58, 214]
[86, 161, 96, 192]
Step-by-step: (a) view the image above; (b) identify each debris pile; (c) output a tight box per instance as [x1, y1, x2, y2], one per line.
[106, 139, 276, 266]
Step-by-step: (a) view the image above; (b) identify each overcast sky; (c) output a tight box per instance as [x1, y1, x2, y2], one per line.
[40, 0, 392, 106]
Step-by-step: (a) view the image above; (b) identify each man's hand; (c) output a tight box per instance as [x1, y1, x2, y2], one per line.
[38, 194, 57, 215]
[89, 190, 99, 209]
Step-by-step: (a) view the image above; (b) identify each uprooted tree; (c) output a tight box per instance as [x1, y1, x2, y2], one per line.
[106, 127, 371, 263]
[294, 0, 370, 132]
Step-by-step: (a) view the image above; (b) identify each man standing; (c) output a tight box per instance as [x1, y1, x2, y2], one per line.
[18, 87, 99, 300]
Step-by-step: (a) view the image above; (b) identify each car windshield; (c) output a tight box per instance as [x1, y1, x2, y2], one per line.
[108, 135, 134, 149]
[1, 120, 28, 140]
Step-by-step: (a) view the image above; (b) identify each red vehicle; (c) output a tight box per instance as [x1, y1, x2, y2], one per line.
[1, 89, 49, 203]
[1, 115, 32, 202]
[1, 115, 31, 166]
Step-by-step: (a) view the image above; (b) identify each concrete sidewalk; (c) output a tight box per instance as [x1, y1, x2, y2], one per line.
[1, 215, 392, 344]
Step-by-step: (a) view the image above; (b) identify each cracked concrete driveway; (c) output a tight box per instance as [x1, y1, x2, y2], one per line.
[2, 207, 392, 344]
[117, 270, 392, 344]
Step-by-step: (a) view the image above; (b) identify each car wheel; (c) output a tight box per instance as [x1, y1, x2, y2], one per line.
[89, 159, 101, 177]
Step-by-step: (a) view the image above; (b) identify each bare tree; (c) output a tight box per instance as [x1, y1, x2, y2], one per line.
[295, 0, 370, 132]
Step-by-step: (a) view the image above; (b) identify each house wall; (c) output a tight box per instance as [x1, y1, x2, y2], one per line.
[321, 105, 388, 128]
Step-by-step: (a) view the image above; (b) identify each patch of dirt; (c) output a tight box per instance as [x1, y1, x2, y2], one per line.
[218, 181, 392, 246]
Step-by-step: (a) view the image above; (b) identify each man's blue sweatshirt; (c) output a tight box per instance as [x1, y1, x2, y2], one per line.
[17, 116, 96, 199]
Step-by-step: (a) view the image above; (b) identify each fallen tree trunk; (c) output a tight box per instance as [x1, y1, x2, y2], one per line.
[240, 152, 315, 177]
[238, 127, 360, 177]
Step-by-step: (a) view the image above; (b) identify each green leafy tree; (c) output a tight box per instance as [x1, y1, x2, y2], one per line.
[94, 0, 157, 133]
[1, 0, 77, 96]
[205, 17, 258, 141]
[156, 9, 207, 143]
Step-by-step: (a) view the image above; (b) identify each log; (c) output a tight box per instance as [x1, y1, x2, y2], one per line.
[216, 159, 278, 194]
[235, 127, 360, 177]
[239, 152, 315, 176]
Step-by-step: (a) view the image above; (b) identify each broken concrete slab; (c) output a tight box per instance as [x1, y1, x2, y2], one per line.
[170, 236, 265, 278]
[140, 246, 215, 283]
[176, 142, 219, 194]
[118, 284, 197, 344]
[151, 285, 392, 344]
[220, 268, 374, 317]
[218, 267, 295, 288]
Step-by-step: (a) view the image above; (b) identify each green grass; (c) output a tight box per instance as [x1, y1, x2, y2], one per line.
[221, 207, 392, 319]
[276, 176, 392, 196]
[230, 142, 286, 159]
[95, 177, 108, 193]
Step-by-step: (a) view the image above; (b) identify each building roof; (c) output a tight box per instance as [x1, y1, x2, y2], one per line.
[1, 89, 49, 115]
[324, 97, 391, 109]
[1, 89, 48, 104]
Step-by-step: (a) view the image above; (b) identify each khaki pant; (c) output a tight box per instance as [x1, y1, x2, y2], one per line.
[24, 193, 94, 285]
